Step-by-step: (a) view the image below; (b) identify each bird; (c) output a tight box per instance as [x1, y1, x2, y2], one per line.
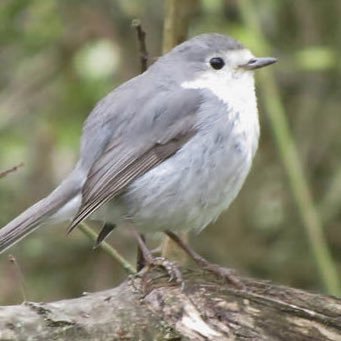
[0, 33, 276, 283]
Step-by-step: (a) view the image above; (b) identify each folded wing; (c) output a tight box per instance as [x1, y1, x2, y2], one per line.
[68, 88, 201, 232]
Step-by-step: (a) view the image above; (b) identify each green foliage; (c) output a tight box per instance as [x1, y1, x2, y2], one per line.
[296, 47, 336, 71]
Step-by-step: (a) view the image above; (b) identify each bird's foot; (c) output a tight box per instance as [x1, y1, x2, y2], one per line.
[200, 262, 244, 290]
[143, 256, 183, 285]
[164, 231, 245, 290]
[132, 230, 184, 287]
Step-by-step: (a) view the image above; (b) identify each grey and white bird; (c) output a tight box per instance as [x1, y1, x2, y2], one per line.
[0, 34, 276, 277]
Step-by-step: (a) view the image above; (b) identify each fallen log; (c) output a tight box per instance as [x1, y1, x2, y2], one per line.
[0, 268, 340, 340]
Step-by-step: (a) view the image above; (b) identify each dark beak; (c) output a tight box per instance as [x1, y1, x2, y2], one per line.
[241, 57, 277, 70]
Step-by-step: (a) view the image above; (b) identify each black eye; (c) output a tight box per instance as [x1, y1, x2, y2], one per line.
[209, 57, 225, 70]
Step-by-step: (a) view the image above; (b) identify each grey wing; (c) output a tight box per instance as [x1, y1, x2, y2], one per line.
[68, 88, 201, 232]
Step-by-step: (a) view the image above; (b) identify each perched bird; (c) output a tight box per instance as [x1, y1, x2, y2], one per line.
[0, 34, 276, 281]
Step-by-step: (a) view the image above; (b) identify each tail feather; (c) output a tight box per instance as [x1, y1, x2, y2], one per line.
[0, 177, 81, 254]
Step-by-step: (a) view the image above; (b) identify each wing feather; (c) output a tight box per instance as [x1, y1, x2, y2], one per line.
[67, 88, 201, 232]
[68, 134, 193, 232]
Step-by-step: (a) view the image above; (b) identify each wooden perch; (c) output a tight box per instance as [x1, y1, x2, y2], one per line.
[0, 268, 340, 340]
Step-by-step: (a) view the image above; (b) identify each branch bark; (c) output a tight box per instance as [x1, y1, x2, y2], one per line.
[162, 0, 199, 53]
[0, 269, 340, 340]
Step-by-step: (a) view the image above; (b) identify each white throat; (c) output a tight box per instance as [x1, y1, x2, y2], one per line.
[181, 68, 260, 155]
[181, 67, 256, 115]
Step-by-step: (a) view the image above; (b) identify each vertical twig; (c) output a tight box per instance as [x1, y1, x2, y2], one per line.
[236, 0, 340, 295]
[132, 19, 148, 73]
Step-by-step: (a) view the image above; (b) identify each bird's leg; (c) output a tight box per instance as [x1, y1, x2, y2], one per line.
[132, 229, 183, 284]
[136, 233, 146, 271]
[165, 230, 244, 289]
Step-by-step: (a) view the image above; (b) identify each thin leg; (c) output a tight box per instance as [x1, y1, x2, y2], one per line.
[165, 230, 244, 289]
[134, 231, 153, 264]
[136, 233, 146, 271]
[132, 229, 183, 284]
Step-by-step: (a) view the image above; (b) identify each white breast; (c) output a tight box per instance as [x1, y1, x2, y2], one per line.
[123, 81, 260, 233]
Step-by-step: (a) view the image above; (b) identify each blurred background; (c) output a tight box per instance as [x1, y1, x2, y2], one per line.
[0, 0, 340, 305]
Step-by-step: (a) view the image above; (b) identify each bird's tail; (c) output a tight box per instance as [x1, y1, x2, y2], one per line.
[0, 174, 82, 254]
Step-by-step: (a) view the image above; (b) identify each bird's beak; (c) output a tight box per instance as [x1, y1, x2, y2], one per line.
[240, 57, 277, 70]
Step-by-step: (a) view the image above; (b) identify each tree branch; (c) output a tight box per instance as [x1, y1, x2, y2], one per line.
[132, 19, 148, 73]
[1, 269, 340, 340]
[0, 163, 24, 179]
